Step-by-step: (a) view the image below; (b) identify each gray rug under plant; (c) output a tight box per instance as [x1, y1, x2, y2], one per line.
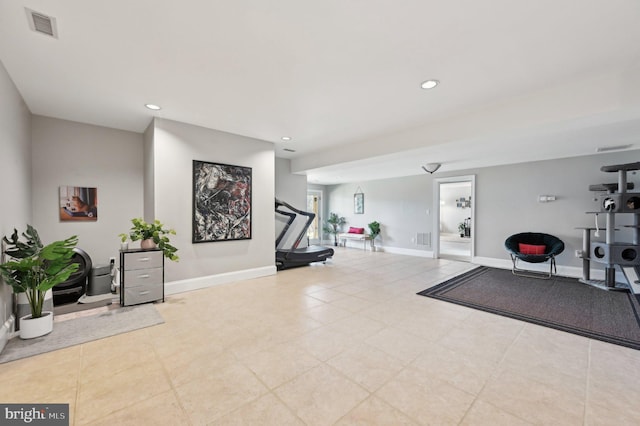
[0, 304, 164, 363]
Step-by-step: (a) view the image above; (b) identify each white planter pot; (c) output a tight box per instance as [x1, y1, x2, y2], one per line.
[19, 311, 53, 339]
[16, 290, 53, 331]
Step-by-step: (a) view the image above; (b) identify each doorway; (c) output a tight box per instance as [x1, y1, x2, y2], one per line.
[433, 176, 475, 261]
[306, 190, 323, 245]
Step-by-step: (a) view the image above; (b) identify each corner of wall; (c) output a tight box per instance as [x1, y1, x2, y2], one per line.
[143, 120, 155, 221]
[0, 315, 15, 353]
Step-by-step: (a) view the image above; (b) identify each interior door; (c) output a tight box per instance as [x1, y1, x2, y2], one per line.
[307, 190, 322, 245]
[433, 176, 475, 261]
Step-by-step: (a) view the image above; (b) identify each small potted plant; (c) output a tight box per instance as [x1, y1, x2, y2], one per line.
[458, 222, 466, 238]
[119, 218, 179, 261]
[368, 221, 381, 250]
[322, 212, 346, 246]
[0, 226, 79, 339]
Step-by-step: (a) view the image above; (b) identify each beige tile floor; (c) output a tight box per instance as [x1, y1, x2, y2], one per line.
[2, 248, 640, 425]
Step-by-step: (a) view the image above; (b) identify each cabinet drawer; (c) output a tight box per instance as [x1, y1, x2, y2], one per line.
[124, 251, 163, 270]
[124, 267, 163, 287]
[123, 282, 163, 306]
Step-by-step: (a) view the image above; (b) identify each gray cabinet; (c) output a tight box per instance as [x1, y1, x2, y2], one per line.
[119, 249, 164, 306]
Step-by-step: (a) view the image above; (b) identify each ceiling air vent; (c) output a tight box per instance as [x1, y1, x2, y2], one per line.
[26, 8, 58, 38]
[596, 144, 632, 153]
[283, 148, 296, 153]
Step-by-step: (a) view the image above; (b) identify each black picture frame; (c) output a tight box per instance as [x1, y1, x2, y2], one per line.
[192, 160, 252, 243]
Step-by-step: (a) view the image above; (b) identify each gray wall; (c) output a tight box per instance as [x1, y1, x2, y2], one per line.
[143, 121, 155, 221]
[326, 150, 640, 268]
[0, 60, 32, 349]
[275, 158, 308, 249]
[326, 175, 432, 251]
[31, 116, 144, 265]
[151, 118, 276, 282]
[471, 153, 640, 266]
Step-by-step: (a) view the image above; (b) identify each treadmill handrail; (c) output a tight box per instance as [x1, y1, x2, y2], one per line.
[275, 208, 297, 248]
[274, 198, 316, 250]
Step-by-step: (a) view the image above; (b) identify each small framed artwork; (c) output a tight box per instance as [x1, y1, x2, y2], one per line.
[59, 186, 98, 221]
[354, 192, 364, 214]
[193, 160, 252, 242]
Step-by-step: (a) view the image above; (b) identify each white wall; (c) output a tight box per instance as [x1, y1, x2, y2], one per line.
[0, 60, 32, 351]
[151, 118, 276, 282]
[31, 116, 145, 265]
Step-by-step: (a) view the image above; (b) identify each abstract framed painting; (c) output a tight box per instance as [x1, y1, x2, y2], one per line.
[192, 160, 252, 243]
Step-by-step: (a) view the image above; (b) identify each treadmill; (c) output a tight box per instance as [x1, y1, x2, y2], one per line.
[275, 198, 334, 270]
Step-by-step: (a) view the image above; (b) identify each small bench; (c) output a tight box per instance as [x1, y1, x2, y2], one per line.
[338, 227, 372, 250]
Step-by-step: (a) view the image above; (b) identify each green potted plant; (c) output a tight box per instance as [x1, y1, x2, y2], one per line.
[119, 218, 179, 261]
[322, 212, 346, 246]
[458, 222, 466, 238]
[0, 225, 79, 339]
[368, 221, 381, 250]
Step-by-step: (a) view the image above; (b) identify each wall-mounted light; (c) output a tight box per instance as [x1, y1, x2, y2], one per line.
[538, 195, 557, 203]
[421, 163, 441, 174]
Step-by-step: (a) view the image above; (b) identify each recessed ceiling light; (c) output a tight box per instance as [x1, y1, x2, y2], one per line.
[420, 80, 439, 89]
[145, 104, 161, 110]
[281, 136, 292, 141]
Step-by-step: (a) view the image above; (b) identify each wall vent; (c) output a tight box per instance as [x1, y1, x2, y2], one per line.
[596, 144, 632, 153]
[26, 8, 58, 38]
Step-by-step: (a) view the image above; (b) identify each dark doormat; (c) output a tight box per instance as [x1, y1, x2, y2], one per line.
[417, 266, 640, 350]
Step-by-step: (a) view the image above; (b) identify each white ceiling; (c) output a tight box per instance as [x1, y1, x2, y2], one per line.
[1, 1, 640, 184]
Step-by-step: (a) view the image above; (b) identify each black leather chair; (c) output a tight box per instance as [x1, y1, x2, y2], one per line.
[504, 232, 565, 279]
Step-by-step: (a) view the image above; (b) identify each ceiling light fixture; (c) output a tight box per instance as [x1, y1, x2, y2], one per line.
[420, 79, 439, 89]
[145, 104, 161, 110]
[421, 163, 441, 174]
[281, 136, 292, 141]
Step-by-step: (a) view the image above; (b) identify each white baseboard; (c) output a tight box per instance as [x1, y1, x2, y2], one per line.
[472, 256, 578, 278]
[331, 240, 435, 258]
[341, 240, 371, 251]
[165, 265, 277, 295]
[471, 256, 624, 281]
[379, 246, 435, 258]
[0, 315, 15, 354]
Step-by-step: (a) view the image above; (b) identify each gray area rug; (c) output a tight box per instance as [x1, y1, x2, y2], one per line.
[418, 266, 640, 350]
[0, 304, 164, 363]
